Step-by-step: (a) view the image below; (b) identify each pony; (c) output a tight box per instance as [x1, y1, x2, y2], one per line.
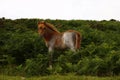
[38, 21, 82, 68]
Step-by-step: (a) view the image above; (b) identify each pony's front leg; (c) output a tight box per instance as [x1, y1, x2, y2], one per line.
[48, 47, 54, 69]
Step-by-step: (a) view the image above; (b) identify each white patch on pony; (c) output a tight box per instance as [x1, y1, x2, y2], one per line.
[62, 32, 76, 51]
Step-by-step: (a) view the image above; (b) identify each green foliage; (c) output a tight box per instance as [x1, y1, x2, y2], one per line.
[0, 18, 120, 76]
[76, 57, 110, 76]
[1, 74, 120, 80]
[24, 54, 49, 76]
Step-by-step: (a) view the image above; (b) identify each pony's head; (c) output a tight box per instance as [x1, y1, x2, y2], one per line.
[38, 21, 60, 37]
[38, 21, 47, 36]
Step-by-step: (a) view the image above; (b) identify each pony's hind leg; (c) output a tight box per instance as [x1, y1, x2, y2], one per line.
[71, 47, 76, 52]
[69, 34, 76, 52]
[70, 42, 76, 52]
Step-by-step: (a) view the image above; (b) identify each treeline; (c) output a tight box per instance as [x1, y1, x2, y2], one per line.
[0, 18, 120, 76]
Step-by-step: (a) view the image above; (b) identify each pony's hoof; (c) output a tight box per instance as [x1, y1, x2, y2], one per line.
[47, 65, 53, 73]
[49, 65, 52, 70]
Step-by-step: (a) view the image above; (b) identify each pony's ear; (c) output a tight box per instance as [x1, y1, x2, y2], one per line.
[38, 21, 45, 25]
[38, 21, 41, 25]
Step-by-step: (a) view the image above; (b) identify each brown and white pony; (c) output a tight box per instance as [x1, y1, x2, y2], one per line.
[38, 21, 82, 68]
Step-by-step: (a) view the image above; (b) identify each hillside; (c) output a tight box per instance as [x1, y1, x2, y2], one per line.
[0, 18, 120, 76]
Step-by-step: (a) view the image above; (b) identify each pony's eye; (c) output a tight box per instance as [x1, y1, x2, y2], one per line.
[39, 27, 42, 29]
[43, 27, 46, 30]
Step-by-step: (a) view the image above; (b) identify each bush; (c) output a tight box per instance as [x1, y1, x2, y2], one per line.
[24, 54, 49, 76]
[1, 18, 120, 76]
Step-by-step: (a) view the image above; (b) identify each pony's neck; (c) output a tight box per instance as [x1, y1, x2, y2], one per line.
[43, 30, 59, 42]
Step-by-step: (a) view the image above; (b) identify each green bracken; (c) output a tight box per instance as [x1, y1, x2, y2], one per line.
[0, 74, 120, 80]
[0, 18, 120, 76]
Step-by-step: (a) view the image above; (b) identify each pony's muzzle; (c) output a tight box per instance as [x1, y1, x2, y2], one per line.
[39, 33, 44, 39]
[39, 34, 43, 38]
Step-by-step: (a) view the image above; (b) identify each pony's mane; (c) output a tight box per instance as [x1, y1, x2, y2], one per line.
[45, 22, 60, 33]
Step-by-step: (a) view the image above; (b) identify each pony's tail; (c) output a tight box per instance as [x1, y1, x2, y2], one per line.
[75, 33, 81, 49]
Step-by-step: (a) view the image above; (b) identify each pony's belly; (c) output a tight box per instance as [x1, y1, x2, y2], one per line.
[54, 40, 67, 49]
[54, 44, 68, 50]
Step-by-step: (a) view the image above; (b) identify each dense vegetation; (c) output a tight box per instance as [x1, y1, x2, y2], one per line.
[1, 74, 120, 80]
[0, 18, 120, 76]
